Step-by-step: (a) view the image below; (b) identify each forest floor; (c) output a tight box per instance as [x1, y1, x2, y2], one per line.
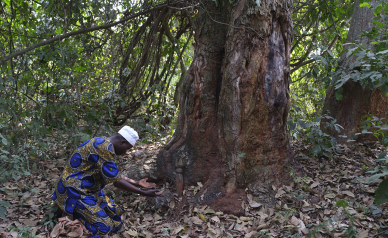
[0, 139, 388, 238]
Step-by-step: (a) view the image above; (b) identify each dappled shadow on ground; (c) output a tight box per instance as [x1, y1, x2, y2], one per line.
[0, 140, 387, 237]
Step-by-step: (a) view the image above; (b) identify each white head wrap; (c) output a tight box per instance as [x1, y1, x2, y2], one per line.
[118, 126, 139, 146]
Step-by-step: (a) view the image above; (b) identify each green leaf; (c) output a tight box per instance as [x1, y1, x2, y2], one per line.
[310, 144, 321, 155]
[378, 151, 387, 159]
[382, 84, 388, 94]
[335, 87, 343, 101]
[298, 119, 307, 129]
[366, 173, 385, 183]
[359, 2, 370, 8]
[204, 209, 215, 214]
[0, 201, 11, 207]
[288, 122, 296, 131]
[376, 49, 388, 55]
[335, 199, 349, 209]
[1, 136, 8, 146]
[384, 4, 388, 12]
[372, 21, 385, 28]
[374, 178, 388, 205]
[0, 206, 7, 218]
[238, 153, 246, 158]
[382, 133, 388, 146]
[374, 4, 383, 16]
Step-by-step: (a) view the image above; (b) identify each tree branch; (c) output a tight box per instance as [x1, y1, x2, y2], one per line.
[290, 19, 350, 74]
[0, 2, 171, 65]
[290, 35, 317, 67]
[291, 17, 318, 53]
[323, 0, 342, 38]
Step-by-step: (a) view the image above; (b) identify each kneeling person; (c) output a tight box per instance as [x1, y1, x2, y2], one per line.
[52, 126, 161, 237]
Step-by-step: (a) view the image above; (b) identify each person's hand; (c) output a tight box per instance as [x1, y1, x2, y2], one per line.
[138, 178, 156, 189]
[142, 189, 163, 197]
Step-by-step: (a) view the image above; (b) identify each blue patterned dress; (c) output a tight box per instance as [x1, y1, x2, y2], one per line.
[52, 137, 123, 237]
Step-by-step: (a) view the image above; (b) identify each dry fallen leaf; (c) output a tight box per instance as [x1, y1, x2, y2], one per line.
[358, 230, 368, 238]
[172, 225, 184, 235]
[244, 231, 260, 238]
[275, 189, 286, 198]
[19, 218, 38, 227]
[67, 231, 81, 237]
[310, 181, 319, 188]
[290, 216, 300, 226]
[342, 191, 355, 197]
[211, 216, 220, 223]
[324, 193, 336, 199]
[257, 224, 269, 230]
[191, 216, 203, 225]
[123, 229, 138, 237]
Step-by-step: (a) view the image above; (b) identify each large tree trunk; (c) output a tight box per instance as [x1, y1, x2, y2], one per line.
[321, 1, 388, 141]
[155, 0, 294, 206]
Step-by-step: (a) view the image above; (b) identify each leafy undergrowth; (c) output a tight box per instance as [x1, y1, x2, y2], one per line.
[0, 140, 388, 238]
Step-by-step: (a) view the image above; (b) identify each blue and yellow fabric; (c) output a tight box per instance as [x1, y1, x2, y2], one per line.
[52, 137, 123, 237]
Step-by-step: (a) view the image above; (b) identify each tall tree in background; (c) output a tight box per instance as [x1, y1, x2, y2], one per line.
[321, 0, 388, 141]
[156, 0, 294, 205]
[289, 0, 353, 122]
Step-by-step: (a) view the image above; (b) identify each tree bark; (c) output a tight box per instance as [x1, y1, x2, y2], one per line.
[156, 0, 294, 206]
[321, 0, 388, 141]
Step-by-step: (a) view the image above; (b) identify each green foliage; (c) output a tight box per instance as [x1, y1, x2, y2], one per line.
[0, 201, 11, 218]
[375, 178, 388, 205]
[238, 153, 246, 158]
[335, 200, 358, 238]
[161, 226, 171, 237]
[361, 115, 388, 205]
[7, 225, 38, 238]
[130, 90, 177, 142]
[341, 1, 388, 203]
[305, 218, 336, 238]
[365, 148, 388, 205]
[360, 115, 388, 145]
[332, 0, 388, 92]
[40, 204, 59, 228]
[0, 0, 194, 181]
[290, 0, 353, 121]
[335, 199, 348, 209]
[288, 115, 342, 157]
[305, 200, 357, 237]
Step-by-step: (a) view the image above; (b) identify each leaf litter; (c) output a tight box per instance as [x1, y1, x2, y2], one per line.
[0, 140, 388, 237]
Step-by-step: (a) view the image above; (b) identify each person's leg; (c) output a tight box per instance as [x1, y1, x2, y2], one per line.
[99, 195, 123, 235]
[73, 202, 121, 237]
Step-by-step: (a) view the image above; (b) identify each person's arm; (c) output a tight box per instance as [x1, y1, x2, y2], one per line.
[120, 175, 139, 186]
[113, 179, 162, 196]
[121, 175, 156, 188]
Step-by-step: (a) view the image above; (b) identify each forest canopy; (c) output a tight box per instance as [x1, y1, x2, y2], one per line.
[0, 0, 355, 176]
[2, 0, 388, 236]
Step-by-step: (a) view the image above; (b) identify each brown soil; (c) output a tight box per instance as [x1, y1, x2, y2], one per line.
[206, 189, 247, 216]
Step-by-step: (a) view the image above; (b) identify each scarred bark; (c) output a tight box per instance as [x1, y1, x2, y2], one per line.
[321, 0, 388, 140]
[156, 0, 294, 206]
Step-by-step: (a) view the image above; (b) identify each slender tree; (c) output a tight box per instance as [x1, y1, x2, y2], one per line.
[155, 0, 294, 205]
[321, 0, 388, 141]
